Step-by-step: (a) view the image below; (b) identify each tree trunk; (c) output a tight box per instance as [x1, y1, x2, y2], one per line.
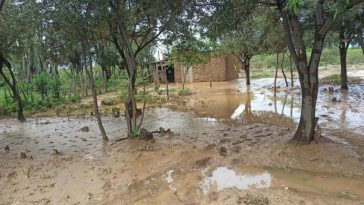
[277, 0, 332, 145]
[291, 77, 318, 145]
[339, 28, 349, 90]
[166, 75, 169, 100]
[81, 42, 108, 141]
[182, 66, 190, 90]
[290, 54, 294, 87]
[357, 33, 364, 55]
[339, 45, 348, 90]
[274, 53, 279, 95]
[237, 54, 251, 86]
[209, 54, 213, 88]
[244, 58, 251, 86]
[101, 66, 108, 91]
[281, 52, 288, 86]
[0, 55, 25, 122]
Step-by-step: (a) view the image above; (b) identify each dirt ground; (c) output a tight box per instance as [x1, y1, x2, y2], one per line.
[1, 74, 364, 205]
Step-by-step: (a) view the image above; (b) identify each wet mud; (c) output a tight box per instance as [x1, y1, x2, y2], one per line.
[1, 77, 364, 205]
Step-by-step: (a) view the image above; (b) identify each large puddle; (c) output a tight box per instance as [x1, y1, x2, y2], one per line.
[127, 165, 364, 203]
[200, 167, 272, 194]
[182, 78, 364, 136]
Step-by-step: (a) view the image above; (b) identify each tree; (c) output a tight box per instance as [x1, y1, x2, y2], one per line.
[210, 2, 285, 85]
[102, 0, 191, 136]
[47, 0, 109, 141]
[95, 43, 121, 90]
[338, 7, 363, 90]
[0, 0, 30, 122]
[275, 0, 364, 144]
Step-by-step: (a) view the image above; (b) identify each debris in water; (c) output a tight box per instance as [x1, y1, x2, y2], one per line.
[20, 152, 27, 159]
[81, 126, 89, 132]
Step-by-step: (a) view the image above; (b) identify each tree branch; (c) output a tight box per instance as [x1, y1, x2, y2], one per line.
[0, 0, 5, 12]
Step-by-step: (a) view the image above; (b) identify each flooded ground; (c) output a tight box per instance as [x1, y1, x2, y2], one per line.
[183, 78, 364, 135]
[1, 76, 364, 204]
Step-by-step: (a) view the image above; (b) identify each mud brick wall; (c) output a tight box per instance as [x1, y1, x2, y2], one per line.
[174, 55, 240, 83]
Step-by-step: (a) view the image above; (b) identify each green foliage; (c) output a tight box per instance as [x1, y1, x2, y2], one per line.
[210, 2, 285, 60]
[50, 77, 61, 98]
[177, 88, 192, 96]
[171, 35, 210, 69]
[0, 88, 17, 115]
[251, 70, 273, 78]
[32, 72, 50, 99]
[286, 0, 304, 14]
[96, 45, 120, 69]
[251, 48, 364, 69]
[130, 127, 140, 138]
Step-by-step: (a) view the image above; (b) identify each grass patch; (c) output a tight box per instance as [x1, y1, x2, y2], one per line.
[251, 70, 273, 78]
[251, 47, 364, 69]
[320, 74, 362, 84]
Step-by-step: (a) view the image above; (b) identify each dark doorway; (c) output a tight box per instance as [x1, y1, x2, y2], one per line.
[166, 65, 175, 82]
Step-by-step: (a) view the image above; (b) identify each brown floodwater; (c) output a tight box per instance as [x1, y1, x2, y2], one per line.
[125, 165, 364, 204]
[181, 78, 364, 138]
[1, 77, 364, 204]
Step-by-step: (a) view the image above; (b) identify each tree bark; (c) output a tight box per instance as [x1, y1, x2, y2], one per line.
[0, 53, 25, 122]
[244, 58, 251, 86]
[339, 27, 350, 90]
[274, 53, 279, 95]
[81, 38, 108, 141]
[209, 54, 213, 88]
[281, 52, 288, 86]
[339, 45, 348, 90]
[357, 30, 364, 55]
[237, 54, 251, 86]
[289, 54, 294, 87]
[182, 66, 190, 90]
[277, 0, 332, 144]
[87, 51, 108, 141]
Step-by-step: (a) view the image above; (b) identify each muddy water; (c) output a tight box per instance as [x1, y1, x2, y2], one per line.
[0, 108, 223, 159]
[1, 78, 364, 205]
[124, 165, 364, 204]
[182, 78, 364, 137]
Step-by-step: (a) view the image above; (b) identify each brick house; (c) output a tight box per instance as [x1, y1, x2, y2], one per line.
[149, 55, 240, 84]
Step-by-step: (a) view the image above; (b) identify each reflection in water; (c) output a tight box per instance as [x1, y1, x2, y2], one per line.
[201, 167, 272, 194]
[184, 79, 364, 134]
[128, 165, 364, 203]
[164, 170, 176, 192]
[187, 82, 297, 128]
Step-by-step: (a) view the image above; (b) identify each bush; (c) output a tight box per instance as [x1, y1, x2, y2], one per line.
[177, 88, 193, 96]
[0, 88, 17, 115]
